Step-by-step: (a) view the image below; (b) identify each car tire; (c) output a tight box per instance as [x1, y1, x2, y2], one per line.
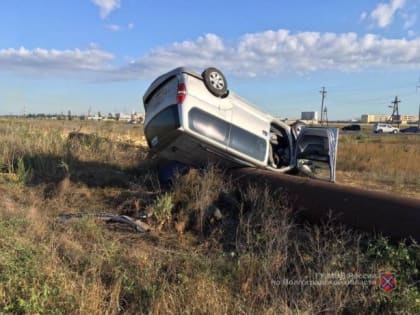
[378, 129, 383, 133]
[393, 130, 398, 134]
[202, 67, 228, 97]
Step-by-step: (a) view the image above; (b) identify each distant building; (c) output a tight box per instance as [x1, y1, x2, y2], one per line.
[301, 111, 318, 121]
[300, 111, 318, 124]
[361, 114, 388, 123]
[117, 113, 143, 123]
[87, 115, 103, 121]
[361, 114, 417, 124]
[118, 114, 132, 122]
[399, 115, 417, 123]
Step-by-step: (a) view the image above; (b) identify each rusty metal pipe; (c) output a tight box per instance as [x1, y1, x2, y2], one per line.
[230, 168, 420, 241]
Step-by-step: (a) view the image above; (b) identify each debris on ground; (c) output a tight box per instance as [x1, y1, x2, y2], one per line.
[58, 212, 150, 233]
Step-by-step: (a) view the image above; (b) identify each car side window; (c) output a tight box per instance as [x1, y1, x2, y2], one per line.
[229, 125, 267, 161]
[189, 107, 267, 162]
[189, 108, 229, 144]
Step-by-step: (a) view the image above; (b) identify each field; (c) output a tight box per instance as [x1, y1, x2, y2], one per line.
[337, 128, 420, 198]
[0, 118, 419, 314]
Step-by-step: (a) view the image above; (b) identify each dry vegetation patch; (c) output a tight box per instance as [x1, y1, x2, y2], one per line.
[336, 133, 420, 197]
[0, 119, 419, 314]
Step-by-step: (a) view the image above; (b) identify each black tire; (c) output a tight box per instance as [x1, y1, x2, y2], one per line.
[202, 67, 228, 97]
[378, 129, 383, 133]
[393, 130, 398, 134]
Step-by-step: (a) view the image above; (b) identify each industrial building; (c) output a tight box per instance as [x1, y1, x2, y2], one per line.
[361, 114, 417, 124]
[301, 111, 318, 122]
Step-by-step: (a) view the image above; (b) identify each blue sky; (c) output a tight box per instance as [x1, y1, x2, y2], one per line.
[1, 0, 420, 119]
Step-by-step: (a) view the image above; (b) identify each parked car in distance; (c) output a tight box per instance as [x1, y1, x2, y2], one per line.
[341, 124, 361, 131]
[400, 126, 419, 133]
[373, 123, 399, 134]
[143, 67, 339, 182]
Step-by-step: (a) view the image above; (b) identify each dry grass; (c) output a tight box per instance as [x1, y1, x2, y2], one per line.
[0, 118, 419, 314]
[336, 133, 420, 197]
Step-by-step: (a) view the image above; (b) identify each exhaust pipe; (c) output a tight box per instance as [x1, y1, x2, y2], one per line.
[230, 168, 420, 241]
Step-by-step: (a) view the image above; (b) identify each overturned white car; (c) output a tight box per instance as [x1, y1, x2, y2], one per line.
[143, 67, 338, 182]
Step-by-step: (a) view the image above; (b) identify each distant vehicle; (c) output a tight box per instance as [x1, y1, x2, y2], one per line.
[400, 126, 419, 133]
[143, 67, 339, 182]
[341, 124, 361, 131]
[373, 123, 399, 134]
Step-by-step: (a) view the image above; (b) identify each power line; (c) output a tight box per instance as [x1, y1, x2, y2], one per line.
[327, 83, 415, 94]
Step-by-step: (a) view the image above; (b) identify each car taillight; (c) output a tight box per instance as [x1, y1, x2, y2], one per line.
[176, 83, 186, 104]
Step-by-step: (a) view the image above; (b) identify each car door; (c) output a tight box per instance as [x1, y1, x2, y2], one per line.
[226, 103, 269, 165]
[293, 127, 339, 182]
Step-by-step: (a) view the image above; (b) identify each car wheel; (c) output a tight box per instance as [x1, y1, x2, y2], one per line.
[377, 129, 383, 133]
[393, 130, 398, 134]
[202, 67, 228, 97]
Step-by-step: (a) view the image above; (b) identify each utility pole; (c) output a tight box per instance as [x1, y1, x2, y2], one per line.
[320, 87, 327, 125]
[388, 96, 401, 128]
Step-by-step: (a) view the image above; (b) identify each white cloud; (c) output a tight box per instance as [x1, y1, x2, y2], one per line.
[407, 30, 416, 37]
[92, 0, 120, 18]
[106, 24, 122, 31]
[360, 11, 368, 21]
[115, 30, 420, 80]
[403, 13, 417, 29]
[0, 47, 114, 75]
[370, 0, 406, 28]
[105, 23, 134, 32]
[2, 30, 420, 81]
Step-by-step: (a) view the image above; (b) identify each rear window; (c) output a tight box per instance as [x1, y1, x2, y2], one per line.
[145, 105, 180, 147]
[144, 76, 178, 112]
